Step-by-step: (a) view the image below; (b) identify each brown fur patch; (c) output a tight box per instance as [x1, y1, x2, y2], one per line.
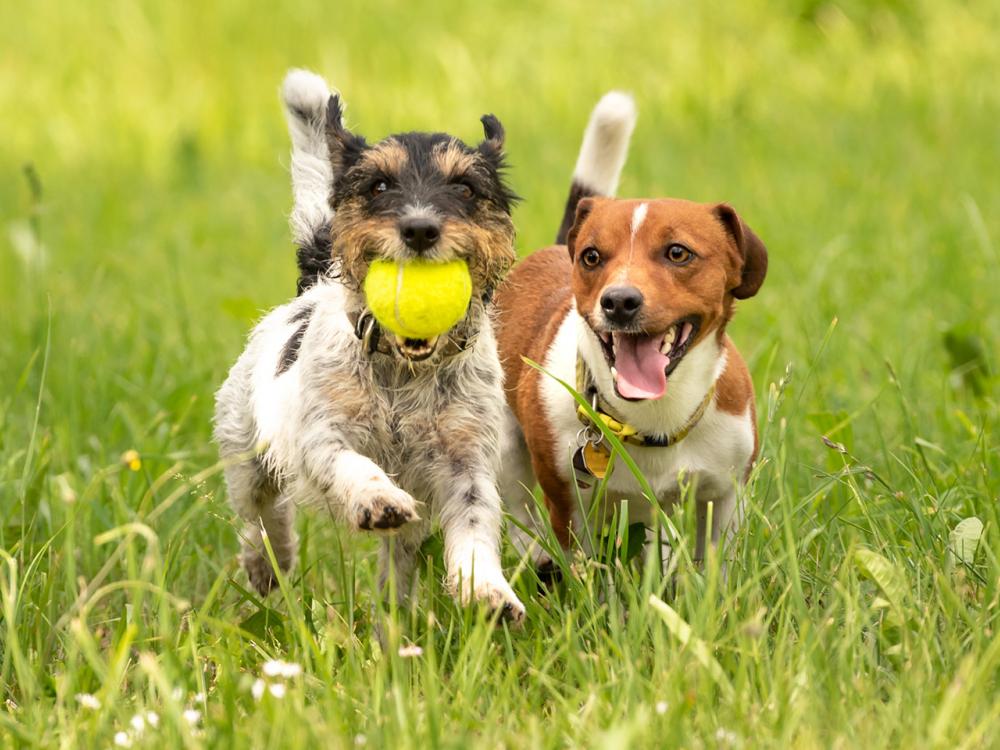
[494, 246, 577, 546]
[569, 198, 748, 350]
[330, 198, 399, 289]
[432, 142, 477, 180]
[363, 139, 409, 175]
[443, 213, 515, 294]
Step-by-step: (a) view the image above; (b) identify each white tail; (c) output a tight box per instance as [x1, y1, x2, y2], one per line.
[572, 91, 638, 196]
[281, 69, 334, 252]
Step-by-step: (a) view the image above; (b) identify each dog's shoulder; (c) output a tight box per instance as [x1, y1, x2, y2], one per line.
[494, 245, 575, 409]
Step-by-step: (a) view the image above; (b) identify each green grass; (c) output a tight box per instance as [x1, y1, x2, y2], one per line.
[2, 0, 1000, 746]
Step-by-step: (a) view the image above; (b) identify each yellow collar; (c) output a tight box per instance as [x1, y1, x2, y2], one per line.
[575, 356, 715, 448]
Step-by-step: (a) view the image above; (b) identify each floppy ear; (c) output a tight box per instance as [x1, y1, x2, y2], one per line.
[565, 197, 597, 262]
[477, 114, 505, 160]
[714, 203, 768, 300]
[325, 95, 368, 180]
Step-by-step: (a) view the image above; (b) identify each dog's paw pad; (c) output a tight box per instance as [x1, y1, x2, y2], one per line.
[355, 486, 419, 533]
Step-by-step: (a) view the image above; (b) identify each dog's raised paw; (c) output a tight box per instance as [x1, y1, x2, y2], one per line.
[355, 485, 419, 533]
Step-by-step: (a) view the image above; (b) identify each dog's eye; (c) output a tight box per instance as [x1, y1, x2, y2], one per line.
[370, 179, 389, 197]
[580, 247, 602, 268]
[454, 182, 474, 200]
[665, 244, 694, 265]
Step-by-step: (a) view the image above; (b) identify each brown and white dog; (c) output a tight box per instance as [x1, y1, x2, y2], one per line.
[495, 95, 767, 571]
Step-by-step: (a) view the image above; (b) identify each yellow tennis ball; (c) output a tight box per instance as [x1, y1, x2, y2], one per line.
[364, 258, 473, 339]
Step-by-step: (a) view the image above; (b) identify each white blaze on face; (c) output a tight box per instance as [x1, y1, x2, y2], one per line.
[626, 202, 648, 274]
[630, 202, 648, 238]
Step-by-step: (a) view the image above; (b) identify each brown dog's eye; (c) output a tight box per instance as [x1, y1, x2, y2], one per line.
[370, 179, 389, 197]
[455, 182, 474, 200]
[665, 244, 694, 265]
[580, 247, 601, 268]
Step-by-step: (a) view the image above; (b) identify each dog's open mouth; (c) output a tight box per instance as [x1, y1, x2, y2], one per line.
[393, 334, 440, 361]
[594, 317, 700, 401]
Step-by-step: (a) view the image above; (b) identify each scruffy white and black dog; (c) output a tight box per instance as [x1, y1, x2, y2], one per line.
[213, 70, 526, 620]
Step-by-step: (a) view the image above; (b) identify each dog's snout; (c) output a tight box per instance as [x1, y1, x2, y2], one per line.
[399, 217, 441, 252]
[600, 285, 644, 325]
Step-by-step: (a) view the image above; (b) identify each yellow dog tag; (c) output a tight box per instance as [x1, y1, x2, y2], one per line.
[573, 440, 612, 484]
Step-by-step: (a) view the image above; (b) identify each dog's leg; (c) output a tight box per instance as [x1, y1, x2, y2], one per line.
[696, 489, 739, 567]
[225, 459, 298, 596]
[296, 417, 420, 532]
[434, 469, 526, 622]
[377, 519, 430, 606]
[498, 409, 552, 570]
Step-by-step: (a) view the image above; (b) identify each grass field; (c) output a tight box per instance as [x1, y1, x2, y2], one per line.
[2, 0, 999, 747]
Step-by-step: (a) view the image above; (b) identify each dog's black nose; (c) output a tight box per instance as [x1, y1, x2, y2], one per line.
[600, 285, 644, 325]
[399, 217, 441, 252]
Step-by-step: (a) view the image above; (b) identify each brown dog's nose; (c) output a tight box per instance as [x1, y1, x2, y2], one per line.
[399, 217, 441, 252]
[600, 285, 644, 325]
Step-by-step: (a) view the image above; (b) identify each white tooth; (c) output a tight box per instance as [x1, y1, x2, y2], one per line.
[660, 330, 675, 354]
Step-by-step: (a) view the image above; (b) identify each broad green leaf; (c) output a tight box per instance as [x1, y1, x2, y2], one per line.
[948, 516, 984, 569]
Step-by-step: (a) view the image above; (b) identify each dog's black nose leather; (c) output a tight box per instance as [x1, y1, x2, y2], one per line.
[399, 218, 441, 252]
[600, 285, 644, 325]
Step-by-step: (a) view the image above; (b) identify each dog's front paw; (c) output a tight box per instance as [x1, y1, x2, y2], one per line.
[452, 572, 526, 625]
[355, 484, 420, 532]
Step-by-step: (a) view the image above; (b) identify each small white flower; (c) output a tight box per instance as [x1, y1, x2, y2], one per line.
[114, 731, 132, 748]
[183, 708, 202, 725]
[145, 711, 159, 728]
[397, 645, 423, 658]
[130, 714, 146, 733]
[268, 683, 286, 699]
[655, 700, 668, 715]
[193, 692, 206, 703]
[251, 679, 266, 701]
[262, 659, 302, 679]
[354, 735, 368, 746]
[75, 693, 100, 710]
[715, 727, 738, 745]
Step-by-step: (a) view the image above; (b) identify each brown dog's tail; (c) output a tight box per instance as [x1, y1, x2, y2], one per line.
[555, 91, 638, 244]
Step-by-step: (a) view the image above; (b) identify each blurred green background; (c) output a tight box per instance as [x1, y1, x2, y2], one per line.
[2, 1, 999, 747]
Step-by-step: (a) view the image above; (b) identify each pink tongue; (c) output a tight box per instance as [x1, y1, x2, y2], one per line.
[613, 333, 669, 400]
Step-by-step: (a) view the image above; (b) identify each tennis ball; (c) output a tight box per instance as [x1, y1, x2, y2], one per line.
[364, 258, 473, 339]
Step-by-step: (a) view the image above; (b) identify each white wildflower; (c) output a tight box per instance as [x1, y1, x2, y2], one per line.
[75, 693, 100, 710]
[655, 700, 668, 715]
[268, 683, 286, 699]
[183, 708, 202, 725]
[145, 711, 159, 728]
[262, 659, 301, 679]
[251, 679, 266, 701]
[397, 645, 424, 658]
[193, 692, 206, 704]
[113, 731, 132, 748]
[354, 735, 368, 746]
[130, 714, 146, 733]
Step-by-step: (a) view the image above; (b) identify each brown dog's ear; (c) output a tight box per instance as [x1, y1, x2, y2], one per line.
[714, 203, 768, 300]
[565, 197, 596, 261]
[326, 95, 368, 181]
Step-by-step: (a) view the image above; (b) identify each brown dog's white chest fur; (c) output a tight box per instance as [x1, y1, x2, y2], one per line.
[495, 197, 766, 564]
